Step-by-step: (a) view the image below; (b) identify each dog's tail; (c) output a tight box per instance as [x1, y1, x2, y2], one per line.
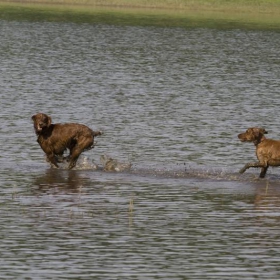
[92, 130, 103, 137]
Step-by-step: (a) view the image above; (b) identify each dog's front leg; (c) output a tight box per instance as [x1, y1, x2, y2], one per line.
[45, 153, 59, 168]
[239, 161, 266, 175]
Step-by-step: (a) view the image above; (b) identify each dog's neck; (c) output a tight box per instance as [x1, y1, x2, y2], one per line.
[36, 125, 54, 138]
[254, 135, 266, 146]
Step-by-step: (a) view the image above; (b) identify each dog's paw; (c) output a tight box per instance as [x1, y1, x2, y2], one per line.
[239, 167, 246, 174]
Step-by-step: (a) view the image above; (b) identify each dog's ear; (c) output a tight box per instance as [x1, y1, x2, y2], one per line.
[47, 115, 52, 127]
[32, 115, 36, 121]
[251, 128, 265, 138]
[259, 128, 268, 135]
[257, 128, 268, 136]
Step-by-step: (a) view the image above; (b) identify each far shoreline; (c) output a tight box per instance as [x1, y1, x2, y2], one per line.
[1, 0, 280, 30]
[2, 0, 280, 14]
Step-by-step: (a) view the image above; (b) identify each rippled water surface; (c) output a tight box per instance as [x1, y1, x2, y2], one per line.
[1, 19, 280, 279]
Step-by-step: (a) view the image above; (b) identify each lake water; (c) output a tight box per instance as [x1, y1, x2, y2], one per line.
[1, 17, 280, 279]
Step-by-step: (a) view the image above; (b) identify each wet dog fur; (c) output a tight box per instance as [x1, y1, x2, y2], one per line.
[32, 113, 102, 169]
[238, 127, 280, 178]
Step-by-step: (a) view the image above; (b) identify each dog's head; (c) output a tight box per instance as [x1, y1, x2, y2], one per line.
[32, 113, 52, 135]
[238, 127, 267, 145]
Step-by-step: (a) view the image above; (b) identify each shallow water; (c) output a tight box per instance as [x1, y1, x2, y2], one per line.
[1, 19, 280, 279]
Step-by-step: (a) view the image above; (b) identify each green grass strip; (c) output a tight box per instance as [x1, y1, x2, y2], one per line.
[1, 1, 280, 30]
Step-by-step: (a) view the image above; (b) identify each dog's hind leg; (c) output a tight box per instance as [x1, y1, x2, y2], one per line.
[68, 136, 94, 169]
[67, 147, 83, 169]
[260, 166, 268, 178]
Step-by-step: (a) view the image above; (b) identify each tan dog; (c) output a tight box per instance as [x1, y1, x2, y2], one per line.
[238, 127, 280, 178]
[32, 113, 102, 169]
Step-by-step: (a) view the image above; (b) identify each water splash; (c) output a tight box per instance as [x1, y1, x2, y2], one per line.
[100, 154, 132, 172]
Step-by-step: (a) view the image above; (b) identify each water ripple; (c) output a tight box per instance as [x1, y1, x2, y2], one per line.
[0, 20, 280, 279]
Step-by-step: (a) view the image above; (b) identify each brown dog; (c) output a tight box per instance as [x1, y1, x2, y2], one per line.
[32, 113, 102, 169]
[238, 127, 280, 178]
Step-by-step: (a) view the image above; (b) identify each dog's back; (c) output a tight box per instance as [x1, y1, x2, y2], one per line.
[50, 123, 94, 139]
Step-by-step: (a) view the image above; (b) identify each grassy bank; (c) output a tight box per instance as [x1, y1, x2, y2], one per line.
[2, 0, 280, 13]
[1, 0, 280, 30]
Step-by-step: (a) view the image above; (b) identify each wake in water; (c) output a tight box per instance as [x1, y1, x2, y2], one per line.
[59, 154, 132, 172]
[48, 154, 280, 183]
[100, 154, 132, 172]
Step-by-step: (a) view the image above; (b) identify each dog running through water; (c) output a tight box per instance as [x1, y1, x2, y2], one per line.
[32, 113, 102, 169]
[238, 127, 280, 178]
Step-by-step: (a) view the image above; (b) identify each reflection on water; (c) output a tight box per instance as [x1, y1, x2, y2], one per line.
[0, 16, 280, 279]
[32, 169, 90, 193]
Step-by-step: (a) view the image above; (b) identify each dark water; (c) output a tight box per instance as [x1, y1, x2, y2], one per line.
[1, 18, 280, 279]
